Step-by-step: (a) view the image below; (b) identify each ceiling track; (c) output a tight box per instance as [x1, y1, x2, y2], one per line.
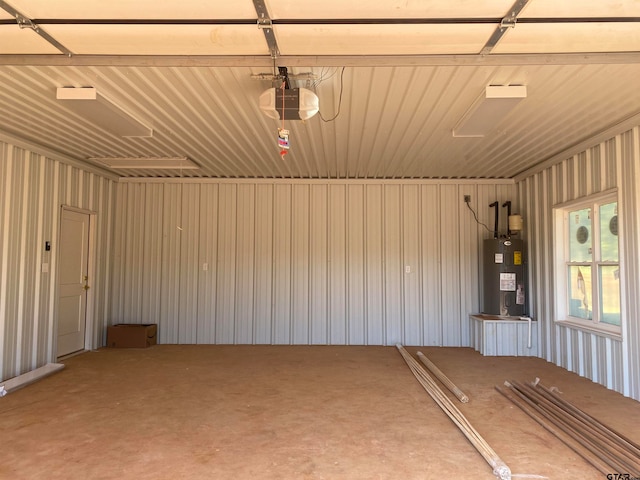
[2, 52, 640, 67]
[252, 0, 279, 59]
[0, 0, 73, 56]
[1, 17, 640, 26]
[480, 0, 530, 55]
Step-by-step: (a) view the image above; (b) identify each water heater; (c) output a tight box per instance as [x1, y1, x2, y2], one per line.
[482, 238, 526, 316]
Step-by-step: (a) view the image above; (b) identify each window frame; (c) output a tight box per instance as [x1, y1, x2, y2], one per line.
[552, 189, 622, 337]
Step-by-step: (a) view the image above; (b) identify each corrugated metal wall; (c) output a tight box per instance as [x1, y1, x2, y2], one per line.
[0, 139, 116, 383]
[111, 180, 517, 346]
[518, 125, 640, 401]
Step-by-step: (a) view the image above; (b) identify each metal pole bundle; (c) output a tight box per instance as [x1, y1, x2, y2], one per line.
[416, 351, 469, 403]
[497, 379, 640, 476]
[396, 344, 512, 480]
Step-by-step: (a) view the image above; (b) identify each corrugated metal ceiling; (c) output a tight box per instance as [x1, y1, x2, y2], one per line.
[0, 0, 639, 179]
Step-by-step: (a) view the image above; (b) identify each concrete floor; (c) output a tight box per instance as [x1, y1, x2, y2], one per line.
[1, 345, 638, 479]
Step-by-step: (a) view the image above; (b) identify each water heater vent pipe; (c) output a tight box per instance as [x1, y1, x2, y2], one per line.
[489, 201, 499, 239]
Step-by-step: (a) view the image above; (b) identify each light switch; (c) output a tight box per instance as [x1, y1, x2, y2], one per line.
[202, 263, 208, 271]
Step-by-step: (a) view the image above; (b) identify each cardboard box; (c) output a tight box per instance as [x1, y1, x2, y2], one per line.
[107, 324, 157, 348]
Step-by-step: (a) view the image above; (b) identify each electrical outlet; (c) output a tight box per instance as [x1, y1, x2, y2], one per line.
[464, 195, 471, 203]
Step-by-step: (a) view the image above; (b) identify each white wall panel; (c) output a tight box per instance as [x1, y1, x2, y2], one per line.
[253, 184, 273, 344]
[291, 185, 310, 344]
[518, 125, 640, 401]
[178, 184, 200, 344]
[197, 184, 218, 343]
[111, 178, 517, 351]
[383, 185, 403, 345]
[234, 184, 255, 344]
[347, 185, 365, 345]
[439, 185, 461, 346]
[458, 184, 478, 348]
[309, 185, 328, 344]
[0, 140, 115, 383]
[364, 185, 384, 345]
[328, 185, 347, 344]
[420, 185, 442, 346]
[272, 185, 292, 344]
[160, 184, 182, 344]
[122, 183, 145, 323]
[402, 185, 421, 346]
[215, 184, 236, 344]
[142, 184, 163, 330]
[619, 127, 640, 399]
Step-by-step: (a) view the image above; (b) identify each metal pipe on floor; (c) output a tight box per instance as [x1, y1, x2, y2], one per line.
[518, 382, 640, 472]
[498, 380, 640, 476]
[495, 385, 612, 475]
[416, 351, 469, 403]
[396, 344, 512, 480]
[533, 381, 640, 458]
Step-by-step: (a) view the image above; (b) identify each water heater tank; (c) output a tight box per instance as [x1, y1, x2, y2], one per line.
[482, 238, 526, 316]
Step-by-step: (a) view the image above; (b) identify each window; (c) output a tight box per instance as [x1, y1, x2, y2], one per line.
[553, 190, 621, 334]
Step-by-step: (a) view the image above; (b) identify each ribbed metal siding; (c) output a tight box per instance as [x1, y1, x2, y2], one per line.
[518, 126, 640, 401]
[619, 127, 640, 400]
[2, 64, 640, 180]
[0, 140, 115, 382]
[111, 179, 516, 347]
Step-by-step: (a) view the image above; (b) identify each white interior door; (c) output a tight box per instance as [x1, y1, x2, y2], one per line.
[57, 209, 90, 357]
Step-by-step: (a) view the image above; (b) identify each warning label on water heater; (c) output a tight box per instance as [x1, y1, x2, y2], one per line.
[514, 251, 522, 265]
[500, 273, 517, 291]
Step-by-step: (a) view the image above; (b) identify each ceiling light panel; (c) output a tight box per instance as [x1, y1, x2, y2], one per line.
[453, 85, 527, 138]
[268, 0, 516, 19]
[520, 0, 640, 17]
[6, 0, 257, 19]
[494, 22, 640, 54]
[0, 26, 62, 54]
[90, 157, 199, 169]
[43, 24, 269, 55]
[57, 87, 152, 137]
[276, 24, 496, 55]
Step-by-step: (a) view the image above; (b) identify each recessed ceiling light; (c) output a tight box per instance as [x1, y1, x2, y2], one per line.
[453, 85, 527, 138]
[89, 157, 199, 169]
[57, 87, 152, 138]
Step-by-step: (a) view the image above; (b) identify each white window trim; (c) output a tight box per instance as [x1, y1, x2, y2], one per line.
[552, 189, 622, 338]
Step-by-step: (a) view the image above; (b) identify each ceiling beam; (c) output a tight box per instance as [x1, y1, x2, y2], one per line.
[1, 52, 640, 67]
[2, 17, 639, 26]
[0, 0, 73, 56]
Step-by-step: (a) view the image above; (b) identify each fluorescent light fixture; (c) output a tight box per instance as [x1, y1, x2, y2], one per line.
[90, 157, 199, 169]
[453, 85, 527, 138]
[56, 87, 152, 138]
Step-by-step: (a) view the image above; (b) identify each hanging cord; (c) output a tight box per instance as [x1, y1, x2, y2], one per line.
[177, 166, 183, 231]
[318, 66, 346, 122]
[281, 80, 286, 131]
[279, 80, 288, 159]
[466, 200, 493, 234]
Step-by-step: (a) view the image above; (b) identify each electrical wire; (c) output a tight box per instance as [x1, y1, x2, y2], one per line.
[318, 66, 346, 123]
[466, 200, 493, 234]
[311, 66, 341, 89]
